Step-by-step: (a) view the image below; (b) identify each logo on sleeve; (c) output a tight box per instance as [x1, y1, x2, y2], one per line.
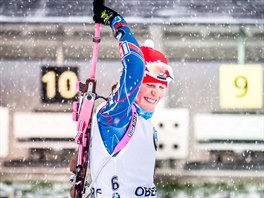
[119, 41, 130, 59]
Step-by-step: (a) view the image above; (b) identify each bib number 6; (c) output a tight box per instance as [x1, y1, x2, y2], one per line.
[111, 176, 120, 191]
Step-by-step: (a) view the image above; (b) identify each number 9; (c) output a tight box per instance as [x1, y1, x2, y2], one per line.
[234, 76, 248, 97]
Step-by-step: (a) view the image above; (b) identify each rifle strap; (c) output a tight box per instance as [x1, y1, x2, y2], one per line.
[83, 105, 138, 197]
[112, 105, 137, 155]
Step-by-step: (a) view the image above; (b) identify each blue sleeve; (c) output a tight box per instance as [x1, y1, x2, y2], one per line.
[97, 15, 145, 154]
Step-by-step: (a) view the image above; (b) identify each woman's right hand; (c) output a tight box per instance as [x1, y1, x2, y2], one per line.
[93, 0, 119, 25]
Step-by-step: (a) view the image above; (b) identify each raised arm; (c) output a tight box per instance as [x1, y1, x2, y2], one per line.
[93, 2, 145, 154]
[100, 16, 145, 121]
[93, 2, 145, 124]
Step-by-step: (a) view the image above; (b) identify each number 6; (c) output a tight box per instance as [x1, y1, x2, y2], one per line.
[111, 176, 119, 191]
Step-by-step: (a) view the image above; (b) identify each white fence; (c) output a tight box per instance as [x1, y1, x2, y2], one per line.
[2, 108, 263, 160]
[13, 112, 76, 150]
[0, 107, 9, 158]
[194, 113, 264, 152]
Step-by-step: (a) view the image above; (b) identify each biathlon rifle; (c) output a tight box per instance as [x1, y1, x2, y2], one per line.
[70, 7, 103, 198]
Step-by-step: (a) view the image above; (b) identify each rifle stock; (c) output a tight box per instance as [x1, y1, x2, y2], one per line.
[70, 22, 101, 198]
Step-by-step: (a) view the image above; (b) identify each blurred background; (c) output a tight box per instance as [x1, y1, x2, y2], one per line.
[0, 0, 263, 197]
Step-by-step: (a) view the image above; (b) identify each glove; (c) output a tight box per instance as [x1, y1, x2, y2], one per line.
[93, 1, 119, 25]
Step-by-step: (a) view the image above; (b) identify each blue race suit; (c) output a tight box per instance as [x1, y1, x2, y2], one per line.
[97, 15, 145, 154]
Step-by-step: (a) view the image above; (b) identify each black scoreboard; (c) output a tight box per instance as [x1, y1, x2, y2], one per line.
[41, 66, 79, 103]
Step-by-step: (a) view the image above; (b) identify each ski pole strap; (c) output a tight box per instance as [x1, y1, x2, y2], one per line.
[113, 105, 137, 155]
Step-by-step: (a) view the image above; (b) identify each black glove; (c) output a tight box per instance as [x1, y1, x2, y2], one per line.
[93, 1, 119, 25]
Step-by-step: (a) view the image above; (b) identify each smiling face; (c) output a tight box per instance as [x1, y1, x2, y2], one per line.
[135, 82, 167, 112]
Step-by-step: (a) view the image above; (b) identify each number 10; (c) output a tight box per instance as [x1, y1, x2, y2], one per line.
[41, 67, 78, 103]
